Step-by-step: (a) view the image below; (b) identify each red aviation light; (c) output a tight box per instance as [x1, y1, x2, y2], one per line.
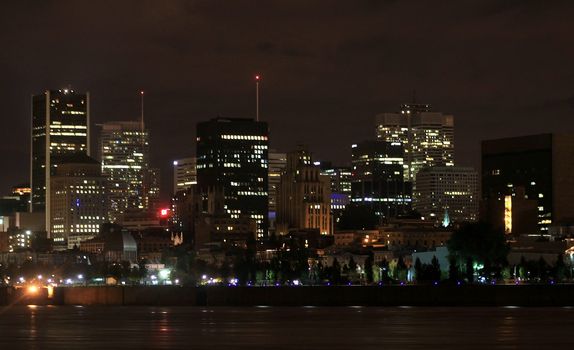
[159, 208, 170, 218]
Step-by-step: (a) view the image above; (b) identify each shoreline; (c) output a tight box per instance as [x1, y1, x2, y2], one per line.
[2, 284, 574, 307]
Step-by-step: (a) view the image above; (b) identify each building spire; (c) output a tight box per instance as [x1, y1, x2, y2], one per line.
[140, 90, 145, 131]
[255, 74, 261, 121]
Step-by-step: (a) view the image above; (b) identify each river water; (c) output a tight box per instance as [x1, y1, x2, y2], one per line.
[0, 306, 571, 349]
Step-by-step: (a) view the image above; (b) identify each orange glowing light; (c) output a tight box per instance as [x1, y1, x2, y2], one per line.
[160, 208, 170, 218]
[27, 285, 39, 294]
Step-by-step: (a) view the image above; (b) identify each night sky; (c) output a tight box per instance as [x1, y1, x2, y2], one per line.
[1, 1, 573, 200]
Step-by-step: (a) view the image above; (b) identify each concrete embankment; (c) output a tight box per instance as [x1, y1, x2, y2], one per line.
[1, 285, 574, 306]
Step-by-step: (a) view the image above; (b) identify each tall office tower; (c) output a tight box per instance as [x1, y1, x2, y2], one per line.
[196, 117, 269, 239]
[144, 167, 161, 212]
[173, 157, 197, 194]
[319, 162, 353, 195]
[351, 140, 410, 219]
[375, 103, 454, 181]
[31, 89, 90, 234]
[482, 134, 574, 235]
[276, 148, 331, 235]
[268, 150, 287, 229]
[50, 153, 107, 249]
[171, 186, 197, 238]
[318, 162, 352, 223]
[99, 121, 149, 222]
[413, 166, 478, 225]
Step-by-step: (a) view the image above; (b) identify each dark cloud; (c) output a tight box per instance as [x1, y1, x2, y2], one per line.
[1, 0, 574, 199]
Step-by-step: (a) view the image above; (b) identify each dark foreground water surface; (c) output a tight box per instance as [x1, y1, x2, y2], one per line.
[0, 306, 572, 349]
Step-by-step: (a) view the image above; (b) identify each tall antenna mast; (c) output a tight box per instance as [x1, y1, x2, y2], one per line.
[255, 74, 261, 121]
[140, 90, 145, 131]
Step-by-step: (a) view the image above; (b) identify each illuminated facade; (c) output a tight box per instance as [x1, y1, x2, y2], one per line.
[375, 104, 454, 181]
[196, 117, 269, 238]
[276, 148, 331, 235]
[413, 166, 478, 225]
[50, 154, 107, 249]
[504, 195, 512, 234]
[319, 163, 352, 223]
[31, 89, 90, 234]
[268, 150, 287, 228]
[481, 134, 574, 234]
[99, 121, 150, 222]
[173, 157, 197, 194]
[351, 140, 410, 219]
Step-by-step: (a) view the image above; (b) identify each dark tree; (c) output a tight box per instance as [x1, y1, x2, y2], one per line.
[554, 253, 566, 281]
[395, 256, 408, 281]
[465, 257, 474, 283]
[316, 261, 325, 283]
[348, 257, 357, 274]
[331, 258, 342, 284]
[377, 258, 390, 282]
[364, 253, 374, 284]
[431, 256, 441, 281]
[447, 222, 509, 281]
[414, 258, 423, 282]
[448, 256, 460, 281]
[538, 256, 549, 281]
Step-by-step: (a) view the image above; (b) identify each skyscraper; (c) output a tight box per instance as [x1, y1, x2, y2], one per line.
[351, 140, 409, 219]
[375, 103, 454, 181]
[413, 166, 479, 225]
[144, 167, 161, 212]
[173, 157, 197, 195]
[99, 121, 149, 222]
[50, 153, 107, 249]
[318, 162, 352, 224]
[268, 150, 287, 229]
[276, 148, 331, 235]
[482, 134, 574, 234]
[196, 117, 269, 239]
[31, 89, 90, 234]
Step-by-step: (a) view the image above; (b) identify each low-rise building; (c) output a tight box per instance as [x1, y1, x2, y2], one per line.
[194, 214, 257, 248]
[333, 230, 381, 246]
[380, 220, 452, 251]
[80, 229, 137, 263]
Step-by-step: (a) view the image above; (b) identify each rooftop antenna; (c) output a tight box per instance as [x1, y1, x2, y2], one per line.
[140, 90, 145, 131]
[255, 74, 261, 121]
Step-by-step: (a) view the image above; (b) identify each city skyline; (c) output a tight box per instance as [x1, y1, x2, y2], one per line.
[2, 4, 574, 349]
[2, 1, 574, 198]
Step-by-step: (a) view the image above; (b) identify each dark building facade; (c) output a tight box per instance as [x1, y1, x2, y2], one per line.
[196, 117, 269, 239]
[31, 89, 90, 233]
[351, 140, 410, 220]
[482, 134, 574, 234]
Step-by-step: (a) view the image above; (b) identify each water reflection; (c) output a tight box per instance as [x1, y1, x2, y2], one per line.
[496, 315, 518, 344]
[28, 305, 38, 342]
[0, 306, 570, 349]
